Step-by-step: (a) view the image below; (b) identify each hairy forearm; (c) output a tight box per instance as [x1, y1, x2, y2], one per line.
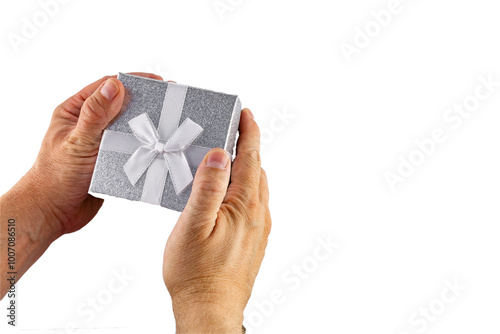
[0, 171, 61, 299]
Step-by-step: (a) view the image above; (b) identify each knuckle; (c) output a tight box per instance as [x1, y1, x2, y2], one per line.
[264, 211, 272, 236]
[194, 176, 227, 197]
[230, 182, 260, 207]
[260, 168, 268, 184]
[260, 168, 267, 177]
[261, 168, 268, 180]
[223, 201, 246, 222]
[242, 148, 261, 168]
[83, 95, 106, 122]
[246, 195, 261, 212]
[227, 196, 265, 229]
[238, 173, 260, 191]
[62, 131, 99, 156]
[251, 148, 262, 164]
[250, 119, 261, 136]
[54, 104, 66, 116]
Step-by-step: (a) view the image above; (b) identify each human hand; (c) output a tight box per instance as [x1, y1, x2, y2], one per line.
[27, 72, 162, 236]
[163, 109, 272, 333]
[1, 72, 163, 298]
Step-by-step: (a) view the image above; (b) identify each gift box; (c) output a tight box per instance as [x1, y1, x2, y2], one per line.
[89, 73, 241, 212]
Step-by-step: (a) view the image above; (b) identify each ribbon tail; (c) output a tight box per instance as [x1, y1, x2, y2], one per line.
[164, 152, 193, 195]
[141, 159, 169, 205]
[123, 147, 158, 185]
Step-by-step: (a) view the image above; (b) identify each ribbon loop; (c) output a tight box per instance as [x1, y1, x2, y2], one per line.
[122, 113, 203, 196]
[164, 118, 203, 153]
[128, 113, 159, 145]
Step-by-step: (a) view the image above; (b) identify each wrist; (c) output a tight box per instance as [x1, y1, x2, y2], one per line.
[173, 299, 244, 333]
[12, 169, 64, 241]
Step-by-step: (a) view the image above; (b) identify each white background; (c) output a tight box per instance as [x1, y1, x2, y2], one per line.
[1, 0, 500, 333]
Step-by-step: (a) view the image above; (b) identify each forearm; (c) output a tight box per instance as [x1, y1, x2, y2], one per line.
[0, 171, 61, 299]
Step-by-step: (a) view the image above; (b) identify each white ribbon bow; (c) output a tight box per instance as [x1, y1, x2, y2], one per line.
[97, 82, 213, 206]
[123, 113, 203, 195]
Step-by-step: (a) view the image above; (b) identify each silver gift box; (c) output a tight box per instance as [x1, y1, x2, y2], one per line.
[89, 73, 241, 212]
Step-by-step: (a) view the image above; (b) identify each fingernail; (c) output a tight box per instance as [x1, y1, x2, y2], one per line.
[100, 80, 119, 100]
[244, 108, 254, 119]
[206, 150, 230, 170]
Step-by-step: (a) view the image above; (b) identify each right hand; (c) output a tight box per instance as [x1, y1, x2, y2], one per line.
[163, 108, 272, 333]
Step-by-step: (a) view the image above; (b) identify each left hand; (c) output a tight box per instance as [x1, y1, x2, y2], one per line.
[27, 72, 162, 236]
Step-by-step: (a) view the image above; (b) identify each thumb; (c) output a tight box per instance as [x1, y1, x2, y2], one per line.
[74, 78, 125, 146]
[184, 148, 231, 221]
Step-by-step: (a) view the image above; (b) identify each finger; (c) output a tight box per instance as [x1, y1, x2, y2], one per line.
[236, 108, 260, 156]
[61, 73, 163, 114]
[226, 109, 262, 203]
[259, 168, 269, 205]
[184, 149, 232, 224]
[71, 78, 125, 147]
